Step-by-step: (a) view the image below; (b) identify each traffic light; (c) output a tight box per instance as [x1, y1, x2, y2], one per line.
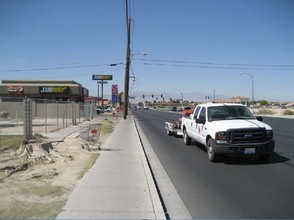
[152, 94, 154, 98]
[143, 94, 145, 98]
[161, 94, 163, 98]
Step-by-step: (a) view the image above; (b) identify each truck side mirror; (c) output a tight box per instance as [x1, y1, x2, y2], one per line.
[184, 112, 191, 117]
[196, 118, 205, 124]
[256, 116, 263, 122]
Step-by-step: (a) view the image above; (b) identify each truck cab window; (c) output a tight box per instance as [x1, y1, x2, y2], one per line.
[199, 107, 206, 120]
[193, 106, 201, 120]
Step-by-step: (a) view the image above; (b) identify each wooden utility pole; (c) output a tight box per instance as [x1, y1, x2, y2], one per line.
[123, 16, 131, 119]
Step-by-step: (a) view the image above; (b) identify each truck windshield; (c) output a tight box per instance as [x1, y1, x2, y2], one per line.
[208, 106, 255, 122]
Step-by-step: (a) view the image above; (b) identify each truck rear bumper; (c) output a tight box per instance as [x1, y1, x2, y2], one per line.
[212, 139, 275, 156]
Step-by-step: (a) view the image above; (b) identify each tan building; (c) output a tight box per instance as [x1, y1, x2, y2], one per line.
[214, 96, 249, 105]
[0, 80, 88, 102]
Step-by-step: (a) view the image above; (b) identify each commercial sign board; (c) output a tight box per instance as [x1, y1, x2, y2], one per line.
[97, 80, 108, 84]
[112, 84, 118, 95]
[112, 84, 118, 104]
[39, 86, 69, 94]
[7, 86, 24, 93]
[92, 75, 113, 80]
[112, 95, 118, 104]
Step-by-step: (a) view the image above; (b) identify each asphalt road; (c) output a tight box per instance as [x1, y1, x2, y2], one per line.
[132, 109, 294, 219]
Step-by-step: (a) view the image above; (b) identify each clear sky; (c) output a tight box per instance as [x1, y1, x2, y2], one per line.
[1, 0, 293, 102]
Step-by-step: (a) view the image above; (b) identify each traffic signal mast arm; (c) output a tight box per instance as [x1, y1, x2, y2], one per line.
[143, 94, 164, 98]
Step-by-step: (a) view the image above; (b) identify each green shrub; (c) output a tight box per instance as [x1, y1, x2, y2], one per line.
[0, 135, 23, 151]
[283, 110, 294, 115]
[101, 120, 113, 134]
[257, 109, 275, 115]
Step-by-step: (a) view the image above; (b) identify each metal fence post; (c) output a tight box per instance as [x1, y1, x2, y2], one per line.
[63, 106, 65, 128]
[65, 102, 68, 127]
[16, 109, 18, 127]
[72, 101, 77, 125]
[45, 100, 48, 134]
[78, 103, 81, 124]
[90, 103, 94, 120]
[57, 101, 59, 129]
[23, 97, 33, 140]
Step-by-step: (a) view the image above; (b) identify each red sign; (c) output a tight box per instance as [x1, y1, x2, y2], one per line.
[7, 86, 23, 93]
[112, 84, 118, 95]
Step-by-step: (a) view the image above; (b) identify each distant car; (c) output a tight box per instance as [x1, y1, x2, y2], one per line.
[106, 107, 112, 112]
[96, 106, 103, 114]
[183, 106, 192, 116]
[133, 106, 138, 110]
[171, 106, 177, 111]
[144, 104, 149, 110]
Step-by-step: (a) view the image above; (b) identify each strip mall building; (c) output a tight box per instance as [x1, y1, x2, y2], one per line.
[0, 80, 89, 102]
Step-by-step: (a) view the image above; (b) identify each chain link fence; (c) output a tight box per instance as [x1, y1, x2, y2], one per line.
[0, 97, 95, 137]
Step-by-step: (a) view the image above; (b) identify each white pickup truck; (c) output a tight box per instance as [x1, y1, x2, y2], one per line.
[181, 103, 275, 162]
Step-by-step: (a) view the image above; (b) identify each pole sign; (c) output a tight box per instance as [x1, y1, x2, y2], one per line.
[112, 84, 118, 95]
[112, 84, 118, 104]
[111, 84, 118, 104]
[112, 95, 118, 104]
[92, 75, 113, 80]
[97, 80, 108, 84]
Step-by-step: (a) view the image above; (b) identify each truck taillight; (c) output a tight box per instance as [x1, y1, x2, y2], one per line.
[215, 131, 227, 141]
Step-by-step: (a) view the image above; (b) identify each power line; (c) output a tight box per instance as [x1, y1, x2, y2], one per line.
[0, 63, 124, 73]
[133, 58, 294, 67]
[133, 58, 294, 70]
[3, 58, 293, 73]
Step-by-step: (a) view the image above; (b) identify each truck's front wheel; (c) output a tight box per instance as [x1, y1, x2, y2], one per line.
[258, 153, 271, 161]
[207, 138, 218, 162]
[183, 129, 191, 145]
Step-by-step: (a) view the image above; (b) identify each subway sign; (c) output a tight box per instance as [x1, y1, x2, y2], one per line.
[39, 86, 69, 94]
[92, 75, 113, 80]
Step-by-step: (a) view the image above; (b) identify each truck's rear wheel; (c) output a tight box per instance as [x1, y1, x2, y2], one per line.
[167, 128, 172, 136]
[207, 138, 218, 162]
[183, 129, 191, 145]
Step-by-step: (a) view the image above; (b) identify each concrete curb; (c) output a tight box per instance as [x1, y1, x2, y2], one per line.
[133, 116, 192, 219]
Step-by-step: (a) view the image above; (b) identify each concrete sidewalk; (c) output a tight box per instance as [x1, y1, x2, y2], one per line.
[56, 116, 166, 219]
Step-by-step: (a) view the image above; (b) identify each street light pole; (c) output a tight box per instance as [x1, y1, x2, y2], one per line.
[97, 81, 99, 106]
[240, 73, 255, 114]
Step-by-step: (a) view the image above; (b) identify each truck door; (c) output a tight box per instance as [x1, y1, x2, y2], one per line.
[196, 107, 207, 145]
[188, 106, 200, 140]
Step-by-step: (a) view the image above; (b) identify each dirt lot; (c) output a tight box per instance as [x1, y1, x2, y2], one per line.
[0, 115, 120, 219]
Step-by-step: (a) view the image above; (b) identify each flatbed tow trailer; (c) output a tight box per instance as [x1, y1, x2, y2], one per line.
[165, 121, 183, 136]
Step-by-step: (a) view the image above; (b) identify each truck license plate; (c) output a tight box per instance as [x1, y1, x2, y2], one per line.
[244, 148, 255, 155]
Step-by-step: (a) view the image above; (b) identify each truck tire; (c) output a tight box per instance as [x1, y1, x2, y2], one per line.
[183, 129, 191, 145]
[207, 138, 218, 162]
[258, 153, 271, 161]
[167, 128, 172, 136]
